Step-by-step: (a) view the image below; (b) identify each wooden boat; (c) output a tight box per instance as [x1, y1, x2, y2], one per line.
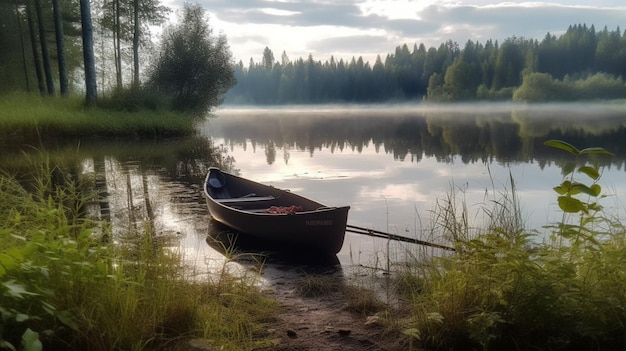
[205, 225, 341, 266]
[203, 168, 350, 254]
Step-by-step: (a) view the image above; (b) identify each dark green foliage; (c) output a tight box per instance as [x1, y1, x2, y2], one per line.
[514, 72, 626, 101]
[146, 3, 235, 115]
[513, 73, 573, 101]
[0, 165, 105, 350]
[0, 156, 277, 350]
[99, 87, 170, 112]
[227, 23, 626, 104]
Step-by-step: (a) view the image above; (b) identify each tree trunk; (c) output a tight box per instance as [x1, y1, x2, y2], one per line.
[14, 0, 30, 92]
[114, 0, 122, 88]
[52, 0, 68, 96]
[25, 0, 45, 95]
[80, 0, 97, 105]
[34, 0, 55, 95]
[132, 0, 139, 88]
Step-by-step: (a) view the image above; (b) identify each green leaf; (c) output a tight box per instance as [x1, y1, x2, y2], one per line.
[553, 181, 571, 195]
[578, 165, 599, 180]
[21, 329, 42, 351]
[557, 196, 586, 213]
[570, 183, 601, 197]
[402, 328, 421, 340]
[590, 184, 601, 196]
[16, 313, 29, 322]
[2, 280, 39, 299]
[0, 253, 17, 272]
[579, 147, 614, 156]
[544, 140, 580, 155]
[55, 310, 78, 330]
[6, 248, 24, 261]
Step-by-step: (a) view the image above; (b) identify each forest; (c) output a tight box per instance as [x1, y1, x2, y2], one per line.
[2, 0, 626, 106]
[226, 24, 626, 104]
[0, 0, 233, 113]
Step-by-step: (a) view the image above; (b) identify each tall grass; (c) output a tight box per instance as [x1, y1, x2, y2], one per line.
[394, 141, 626, 350]
[0, 92, 196, 140]
[0, 157, 276, 350]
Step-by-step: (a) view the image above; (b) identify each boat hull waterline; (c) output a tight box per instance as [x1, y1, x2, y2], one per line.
[203, 168, 350, 254]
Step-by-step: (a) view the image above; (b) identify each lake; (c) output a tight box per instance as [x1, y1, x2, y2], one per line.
[4, 103, 626, 274]
[197, 103, 626, 268]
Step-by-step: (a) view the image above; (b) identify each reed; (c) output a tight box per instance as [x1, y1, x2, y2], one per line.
[0, 157, 276, 351]
[392, 141, 626, 350]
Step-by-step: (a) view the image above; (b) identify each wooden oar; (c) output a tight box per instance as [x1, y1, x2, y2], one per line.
[346, 224, 456, 251]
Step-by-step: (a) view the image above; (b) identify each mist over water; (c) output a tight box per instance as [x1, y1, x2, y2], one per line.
[4, 103, 625, 271]
[216, 101, 626, 118]
[203, 103, 626, 263]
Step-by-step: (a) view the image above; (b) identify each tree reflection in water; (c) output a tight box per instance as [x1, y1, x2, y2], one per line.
[208, 104, 626, 168]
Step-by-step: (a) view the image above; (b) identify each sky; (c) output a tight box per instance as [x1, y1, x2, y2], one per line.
[163, 0, 626, 65]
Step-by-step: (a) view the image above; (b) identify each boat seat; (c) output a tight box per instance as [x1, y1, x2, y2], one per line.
[216, 195, 276, 205]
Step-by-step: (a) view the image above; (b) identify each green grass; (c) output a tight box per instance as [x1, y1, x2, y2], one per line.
[390, 142, 626, 351]
[5, 111, 624, 351]
[0, 158, 276, 351]
[0, 92, 197, 140]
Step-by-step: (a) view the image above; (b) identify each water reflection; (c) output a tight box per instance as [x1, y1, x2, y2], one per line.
[201, 104, 626, 264]
[205, 103, 626, 168]
[206, 221, 341, 267]
[2, 104, 626, 279]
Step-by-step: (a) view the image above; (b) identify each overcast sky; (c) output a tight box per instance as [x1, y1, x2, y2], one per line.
[164, 1, 626, 65]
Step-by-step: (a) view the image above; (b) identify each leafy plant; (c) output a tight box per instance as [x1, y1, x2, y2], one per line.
[2, 158, 279, 351]
[0, 171, 88, 350]
[544, 139, 612, 213]
[396, 139, 626, 350]
[544, 139, 614, 248]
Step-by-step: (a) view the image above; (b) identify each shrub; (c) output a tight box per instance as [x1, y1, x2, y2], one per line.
[398, 140, 625, 350]
[146, 4, 236, 115]
[99, 87, 171, 112]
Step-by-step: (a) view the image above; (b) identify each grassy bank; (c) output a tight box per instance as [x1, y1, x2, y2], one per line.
[0, 93, 197, 140]
[0, 160, 276, 350]
[390, 141, 626, 350]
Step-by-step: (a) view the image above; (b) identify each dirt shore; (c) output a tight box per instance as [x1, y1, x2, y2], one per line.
[256, 258, 409, 351]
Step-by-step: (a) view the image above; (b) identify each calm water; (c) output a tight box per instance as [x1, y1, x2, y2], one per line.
[4, 103, 626, 273]
[199, 104, 626, 265]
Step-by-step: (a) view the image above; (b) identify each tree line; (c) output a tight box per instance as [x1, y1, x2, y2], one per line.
[3, 4, 626, 109]
[0, 0, 234, 113]
[226, 24, 626, 104]
[213, 111, 626, 167]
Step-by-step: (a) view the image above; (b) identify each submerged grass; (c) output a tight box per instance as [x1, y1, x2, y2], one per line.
[0, 157, 276, 351]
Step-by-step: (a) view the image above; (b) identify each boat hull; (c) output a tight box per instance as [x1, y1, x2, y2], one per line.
[203, 168, 349, 254]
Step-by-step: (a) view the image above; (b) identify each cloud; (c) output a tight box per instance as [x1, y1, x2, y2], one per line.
[416, 4, 626, 44]
[307, 34, 394, 61]
[180, 1, 626, 64]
